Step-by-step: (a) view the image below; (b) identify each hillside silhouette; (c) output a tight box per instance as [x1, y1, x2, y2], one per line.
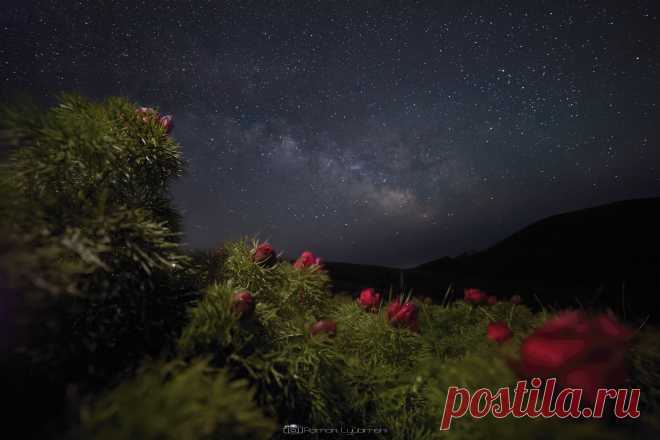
[326, 197, 660, 321]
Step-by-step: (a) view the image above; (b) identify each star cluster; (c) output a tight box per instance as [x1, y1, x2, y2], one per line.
[2, 0, 659, 266]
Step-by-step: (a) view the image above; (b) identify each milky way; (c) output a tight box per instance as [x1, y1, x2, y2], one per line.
[2, 0, 659, 267]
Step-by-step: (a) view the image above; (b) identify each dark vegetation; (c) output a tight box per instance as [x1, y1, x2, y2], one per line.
[1, 95, 659, 439]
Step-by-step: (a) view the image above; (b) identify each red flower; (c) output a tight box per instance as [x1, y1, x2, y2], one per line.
[310, 319, 337, 337]
[487, 322, 512, 344]
[231, 290, 255, 319]
[510, 294, 522, 305]
[464, 288, 488, 304]
[487, 295, 497, 305]
[357, 288, 382, 312]
[518, 310, 634, 404]
[388, 300, 419, 333]
[159, 114, 174, 133]
[252, 242, 276, 266]
[293, 251, 323, 269]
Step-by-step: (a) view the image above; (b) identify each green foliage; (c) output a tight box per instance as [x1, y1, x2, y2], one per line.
[80, 358, 276, 440]
[220, 239, 334, 319]
[0, 94, 195, 384]
[177, 243, 351, 427]
[167, 239, 660, 439]
[1, 94, 183, 231]
[332, 300, 422, 367]
[177, 281, 253, 358]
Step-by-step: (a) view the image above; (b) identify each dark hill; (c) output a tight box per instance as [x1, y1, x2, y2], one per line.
[328, 198, 660, 321]
[418, 197, 660, 283]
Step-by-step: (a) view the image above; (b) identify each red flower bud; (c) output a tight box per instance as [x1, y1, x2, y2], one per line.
[357, 288, 382, 312]
[487, 321, 512, 344]
[231, 290, 255, 319]
[487, 295, 497, 305]
[159, 114, 174, 133]
[252, 242, 276, 266]
[310, 319, 337, 337]
[386, 299, 403, 321]
[388, 300, 419, 333]
[464, 288, 488, 305]
[293, 251, 323, 269]
[510, 294, 522, 305]
[518, 310, 633, 404]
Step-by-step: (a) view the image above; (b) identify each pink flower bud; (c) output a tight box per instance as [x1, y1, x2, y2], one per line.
[159, 114, 174, 133]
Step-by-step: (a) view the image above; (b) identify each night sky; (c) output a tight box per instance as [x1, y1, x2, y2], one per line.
[2, 1, 659, 267]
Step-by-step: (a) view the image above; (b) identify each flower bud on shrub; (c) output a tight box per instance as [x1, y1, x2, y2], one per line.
[487, 322, 512, 343]
[293, 251, 322, 269]
[159, 114, 174, 133]
[310, 319, 337, 337]
[464, 288, 488, 305]
[387, 300, 419, 333]
[231, 290, 255, 319]
[252, 242, 276, 266]
[510, 294, 522, 305]
[136, 106, 157, 122]
[357, 288, 381, 312]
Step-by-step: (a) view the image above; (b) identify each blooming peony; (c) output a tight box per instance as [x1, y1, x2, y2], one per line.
[464, 288, 488, 305]
[293, 251, 322, 269]
[487, 322, 512, 343]
[387, 300, 419, 333]
[357, 288, 382, 312]
[517, 310, 634, 404]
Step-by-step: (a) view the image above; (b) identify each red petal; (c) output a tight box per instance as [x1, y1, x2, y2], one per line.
[520, 336, 588, 371]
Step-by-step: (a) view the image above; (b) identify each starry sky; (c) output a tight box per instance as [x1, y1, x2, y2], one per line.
[2, 0, 659, 267]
